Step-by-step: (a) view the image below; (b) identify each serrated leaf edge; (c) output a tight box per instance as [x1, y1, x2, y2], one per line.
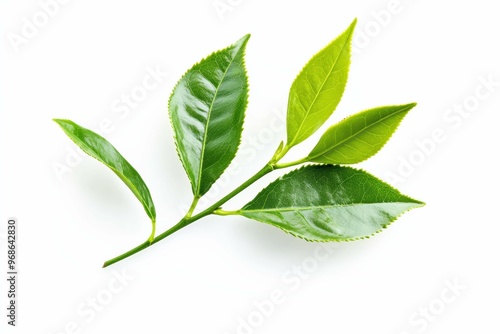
[239, 163, 424, 242]
[273, 203, 423, 243]
[168, 35, 250, 197]
[286, 18, 357, 147]
[308, 103, 417, 164]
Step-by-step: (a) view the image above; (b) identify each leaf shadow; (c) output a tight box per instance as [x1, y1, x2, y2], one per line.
[226, 216, 376, 267]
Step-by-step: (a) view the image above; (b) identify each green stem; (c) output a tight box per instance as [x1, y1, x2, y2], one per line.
[102, 142, 314, 268]
[103, 218, 187, 268]
[213, 209, 239, 216]
[185, 196, 200, 218]
[274, 157, 308, 169]
[190, 164, 273, 221]
[102, 164, 274, 268]
[148, 219, 156, 243]
[102, 240, 150, 268]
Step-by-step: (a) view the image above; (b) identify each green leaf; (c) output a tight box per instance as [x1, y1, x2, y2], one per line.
[286, 19, 356, 148]
[239, 165, 423, 242]
[53, 119, 156, 241]
[308, 103, 416, 164]
[169, 35, 250, 197]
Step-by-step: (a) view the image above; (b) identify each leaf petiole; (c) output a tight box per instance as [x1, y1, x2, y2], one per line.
[274, 157, 309, 169]
[213, 209, 239, 216]
[185, 196, 200, 218]
[148, 219, 156, 244]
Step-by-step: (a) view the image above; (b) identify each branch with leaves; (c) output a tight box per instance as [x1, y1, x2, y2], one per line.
[54, 19, 424, 268]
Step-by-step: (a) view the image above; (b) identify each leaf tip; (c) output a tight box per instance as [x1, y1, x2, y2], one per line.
[350, 17, 358, 28]
[235, 34, 251, 48]
[398, 102, 417, 115]
[53, 118, 73, 127]
[404, 196, 425, 208]
[343, 19, 357, 46]
[407, 102, 417, 109]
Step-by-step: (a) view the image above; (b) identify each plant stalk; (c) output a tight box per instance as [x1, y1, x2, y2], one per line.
[102, 163, 275, 267]
[274, 157, 308, 169]
[185, 196, 200, 218]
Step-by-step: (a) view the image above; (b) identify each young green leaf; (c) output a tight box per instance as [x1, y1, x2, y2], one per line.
[53, 119, 156, 241]
[238, 165, 423, 242]
[307, 103, 416, 164]
[286, 19, 356, 148]
[54, 26, 425, 268]
[169, 35, 250, 197]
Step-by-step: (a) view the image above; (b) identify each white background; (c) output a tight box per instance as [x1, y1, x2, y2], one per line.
[1, 0, 499, 333]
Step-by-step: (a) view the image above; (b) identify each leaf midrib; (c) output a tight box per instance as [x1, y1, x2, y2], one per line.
[196, 49, 241, 195]
[289, 28, 353, 146]
[243, 201, 419, 213]
[309, 107, 408, 160]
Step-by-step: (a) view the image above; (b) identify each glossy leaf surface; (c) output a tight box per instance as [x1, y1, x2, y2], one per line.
[308, 103, 416, 164]
[169, 35, 250, 196]
[53, 119, 156, 222]
[286, 19, 356, 148]
[239, 165, 423, 242]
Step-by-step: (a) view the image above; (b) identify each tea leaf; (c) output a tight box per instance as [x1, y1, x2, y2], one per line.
[239, 164, 423, 242]
[53, 119, 156, 238]
[169, 35, 250, 197]
[286, 19, 356, 148]
[308, 103, 416, 164]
